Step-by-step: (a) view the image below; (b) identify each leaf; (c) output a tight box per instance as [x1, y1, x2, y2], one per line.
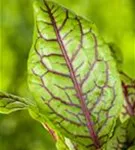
[119, 72, 135, 122]
[28, 0, 124, 149]
[106, 117, 135, 150]
[0, 91, 30, 114]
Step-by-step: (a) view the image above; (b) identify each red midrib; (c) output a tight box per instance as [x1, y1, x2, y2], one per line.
[44, 2, 100, 148]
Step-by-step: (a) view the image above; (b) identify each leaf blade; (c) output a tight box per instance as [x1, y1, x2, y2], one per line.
[28, 0, 124, 149]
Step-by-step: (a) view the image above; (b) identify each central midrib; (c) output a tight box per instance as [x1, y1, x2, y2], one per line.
[44, 2, 100, 148]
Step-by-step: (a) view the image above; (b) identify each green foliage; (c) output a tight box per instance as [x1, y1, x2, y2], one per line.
[119, 72, 135, 123]
[0, 92, 29, 114]
[28, 0, 124, 149]
[106, 117, 135, 150]
[0, 0, 135, 150]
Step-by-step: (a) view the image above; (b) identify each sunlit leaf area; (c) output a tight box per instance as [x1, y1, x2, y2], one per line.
[0, 0, 134, 150]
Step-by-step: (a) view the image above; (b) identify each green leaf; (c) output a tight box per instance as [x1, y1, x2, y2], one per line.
[0, 91, 30, 114]
[28, 0, 124, 149]
[106, 117, 135, 150]
[119, 72, 135, 122]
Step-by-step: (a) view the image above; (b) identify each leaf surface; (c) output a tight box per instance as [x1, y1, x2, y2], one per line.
[28, 0, 124, 149]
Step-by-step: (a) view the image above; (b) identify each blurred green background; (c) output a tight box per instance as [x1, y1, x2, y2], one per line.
[0, 0, 134, 150]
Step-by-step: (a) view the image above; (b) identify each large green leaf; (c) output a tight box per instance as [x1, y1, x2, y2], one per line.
[106, 117, 135, 150]
[28, 0, 124, 149]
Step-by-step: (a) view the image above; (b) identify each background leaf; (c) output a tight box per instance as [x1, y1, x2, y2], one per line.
[106, 117, 135, 150]
[119, 72, 135, 122]
[0, 92, 30, 114]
